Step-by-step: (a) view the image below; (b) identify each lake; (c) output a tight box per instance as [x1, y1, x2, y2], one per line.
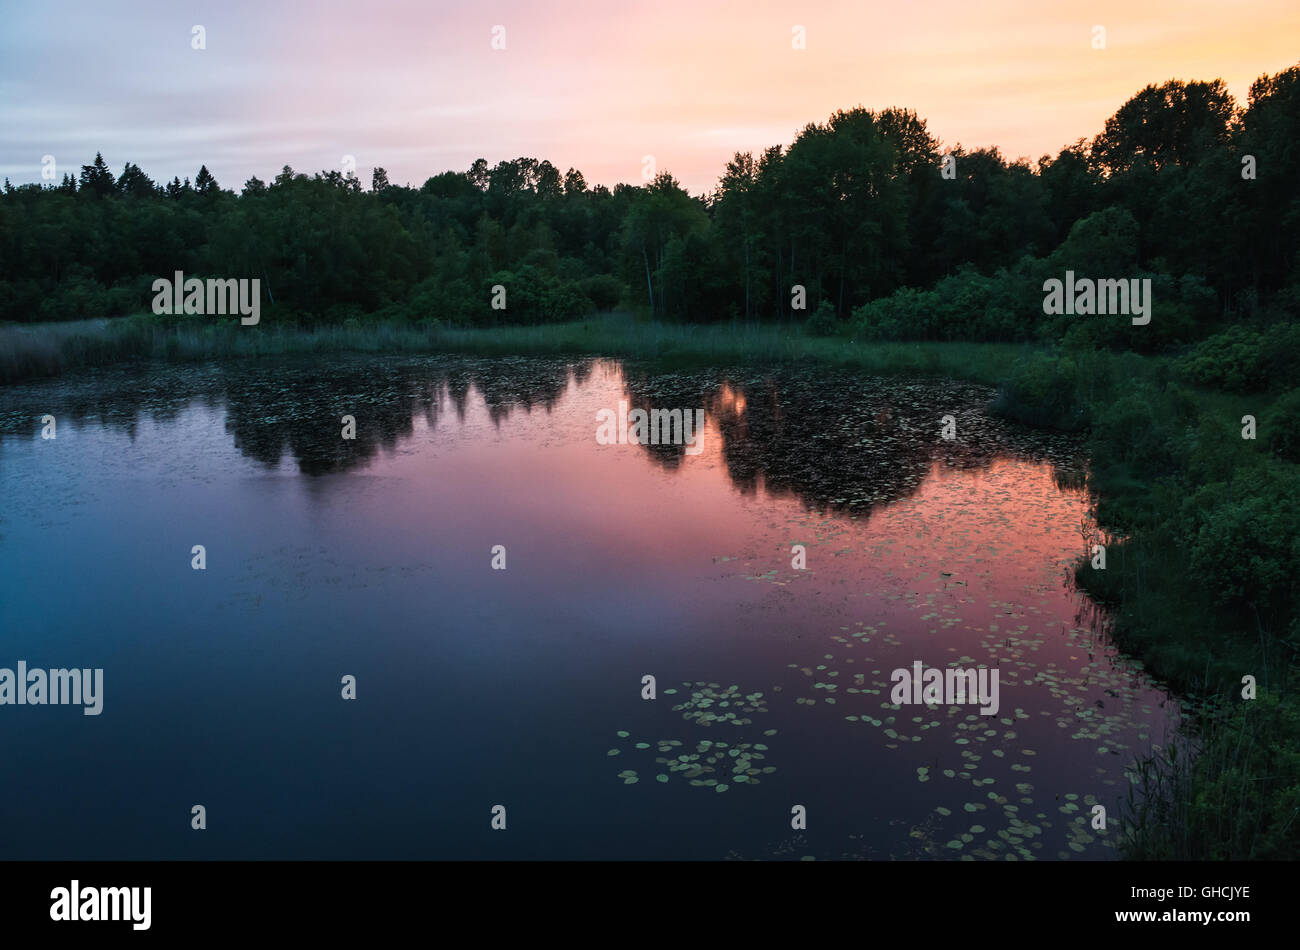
[0, 354, 1178, 860]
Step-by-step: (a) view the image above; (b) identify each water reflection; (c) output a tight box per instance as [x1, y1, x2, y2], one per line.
[1, 356, 1086, 519]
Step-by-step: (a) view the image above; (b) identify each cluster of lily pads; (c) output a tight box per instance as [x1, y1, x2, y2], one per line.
[769, 621, 1147, 859]
[667, 681, 770, 727]
[906, 789, 1116, 861]
[608, 682, 778, 792]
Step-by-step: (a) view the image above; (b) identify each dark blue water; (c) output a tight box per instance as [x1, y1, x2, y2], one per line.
[0, 356, 1178, 859]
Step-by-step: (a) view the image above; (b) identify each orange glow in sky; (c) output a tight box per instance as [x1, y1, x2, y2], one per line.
[1, 0, 1296, 193]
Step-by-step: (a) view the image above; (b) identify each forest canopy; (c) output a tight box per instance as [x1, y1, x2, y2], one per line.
[1, 63, 1296, 347]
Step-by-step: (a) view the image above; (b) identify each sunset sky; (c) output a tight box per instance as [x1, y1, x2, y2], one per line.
[2, 0, 1296, 195]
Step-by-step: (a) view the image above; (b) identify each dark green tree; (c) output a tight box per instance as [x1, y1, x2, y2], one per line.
[78, 152, 115, 196]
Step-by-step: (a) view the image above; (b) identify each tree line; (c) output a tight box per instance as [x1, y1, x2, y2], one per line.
[1, 63, 1296, 348]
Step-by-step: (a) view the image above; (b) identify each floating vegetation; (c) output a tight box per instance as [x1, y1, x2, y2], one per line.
[779, 586, 1158, 860]
[672, 683, 770, 727]
[608, 681, 777, 794]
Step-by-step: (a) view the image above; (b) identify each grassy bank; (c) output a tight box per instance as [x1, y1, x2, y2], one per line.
[5, 311, 1295, 859]
[1, 311, 1034, 386]
[994, 347, 1300, 859]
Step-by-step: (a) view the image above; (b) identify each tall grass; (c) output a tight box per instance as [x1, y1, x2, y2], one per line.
[0, 312, 1035, 385]
[1120, 693, 1300, 859]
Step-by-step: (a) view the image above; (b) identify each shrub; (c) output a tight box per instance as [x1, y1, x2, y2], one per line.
[578, 274, 623, 311]
[853, 286, 936, 340]
[38, 273, 110, 321]
[1087, 388, 1187, 478]
[806, 300, 839, 337]
[1184, 467, 1300, 619]
[1178, 324, 1300, 392]
[1264, 389, 1300, 462]
[990, 352, 1091, 430]
[1177, 325, 1268, 391]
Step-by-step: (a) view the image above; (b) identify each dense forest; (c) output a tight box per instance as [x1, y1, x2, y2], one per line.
[2, 64, 1297, 351]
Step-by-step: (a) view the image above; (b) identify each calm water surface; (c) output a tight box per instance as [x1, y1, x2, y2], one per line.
[0, 355, 1178, 859]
